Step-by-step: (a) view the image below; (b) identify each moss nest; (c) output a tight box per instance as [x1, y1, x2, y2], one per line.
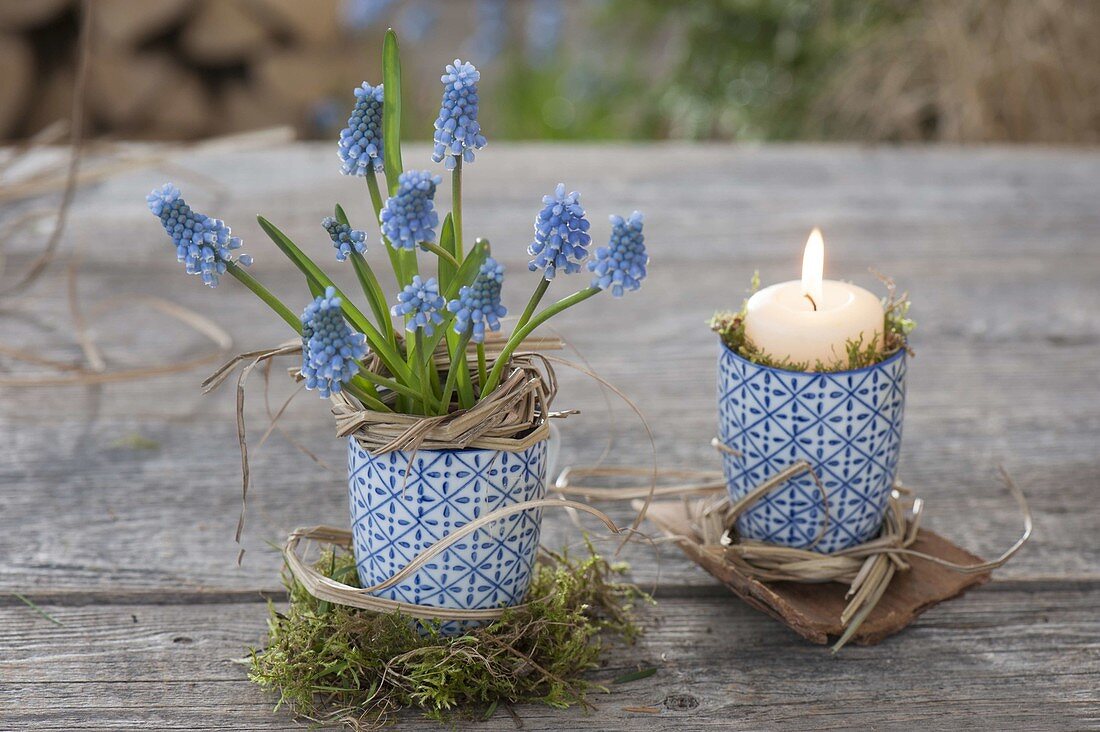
[249, 542, 649, 730]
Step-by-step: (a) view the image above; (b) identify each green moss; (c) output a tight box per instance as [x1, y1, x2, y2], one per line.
[249, 542, 648, 729]
[709, 271, 914, 372]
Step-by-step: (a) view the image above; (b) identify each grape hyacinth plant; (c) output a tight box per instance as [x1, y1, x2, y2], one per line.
[432, 59, 487, 169]
[301, 287, 368, 398]
[145, 29, 648, 418]
[590, 211, 647, 297]
[338, 82, 385, 176]
[449, 257, 507, 344]
[528, 184, 591, 279]
[321, 216, 367, 261]
[146, 183, 251, 287]
[380, 170, 442, 250]
[393, 275, 446, 337]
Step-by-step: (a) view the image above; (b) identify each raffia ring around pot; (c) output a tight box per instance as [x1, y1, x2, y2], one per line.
[283, 497, 625, 621]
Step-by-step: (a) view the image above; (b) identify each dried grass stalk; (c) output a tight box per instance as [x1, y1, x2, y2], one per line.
[283, 496, 624, 622]
[557, 456, 1033, 651]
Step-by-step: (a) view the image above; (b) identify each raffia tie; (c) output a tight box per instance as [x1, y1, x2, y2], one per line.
[203, 339, 642, 621]
[555, 441, 1033, 651]
[282, 498, 627, 621]
[202, 339, 577, 562]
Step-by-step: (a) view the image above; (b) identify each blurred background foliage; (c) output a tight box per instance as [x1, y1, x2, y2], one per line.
[0, 0, 1097, 144]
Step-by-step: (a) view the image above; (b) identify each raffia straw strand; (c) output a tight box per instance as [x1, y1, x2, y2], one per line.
[539, 353, 658, 549]
[283, 498, 624, 620]
[0, 297, 233, 387]
[204, 342, 572, 563]
[555, 453, 1033, 651]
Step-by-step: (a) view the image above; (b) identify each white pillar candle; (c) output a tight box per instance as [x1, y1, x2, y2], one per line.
[744, 228, 884, 369]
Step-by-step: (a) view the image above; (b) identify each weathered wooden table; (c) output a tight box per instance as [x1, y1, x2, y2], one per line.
[2, 144, 1098, 730]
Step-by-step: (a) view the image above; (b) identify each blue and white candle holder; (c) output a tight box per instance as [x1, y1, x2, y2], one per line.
[717, 343, 907, 554]
[347, 438, 547, 627]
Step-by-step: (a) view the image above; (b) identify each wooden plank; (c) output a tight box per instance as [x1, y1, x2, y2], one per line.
[1, 144, 1099, 595]
[2, 144, 1099, 729]
[0, 589, 1096, 730]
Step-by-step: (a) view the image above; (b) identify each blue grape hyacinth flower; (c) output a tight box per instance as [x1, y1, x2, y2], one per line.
[338, 82, 384, 176]
[448, 257, 506, 343]
[301, 287, 367, 398]
[146, 183, 250, 288]
[527, 183, 591, 279]
[321, 217, 367, 262]
[392, 276, 446, 337]
[589, 211, 647, 297]
[379, 170, 442, 250]
[432, 59, 487, 170]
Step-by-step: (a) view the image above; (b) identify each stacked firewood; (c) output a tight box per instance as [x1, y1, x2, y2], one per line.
[0, 0, 401, 141]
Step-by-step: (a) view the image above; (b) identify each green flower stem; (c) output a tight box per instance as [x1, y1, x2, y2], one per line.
[350, 252, 395, 347]
[417, 239, 490, 367]
[312, 278, 409, 388]
[365, 173, 405, 285]
[415, 331, 435, 410]
[365, 168, 385, 212]
[353, 361, 429, 408]
[515, 277, 550, 332]
[427, 346, 442, 399]
[455, 340, 476, 409]
[399, 248, 419, 289]
[419, 241, 460, 269]
[256, 216, 414, 387]
[438, 332, 471, 415]
[334, 203, 394, 348]
[483, 287, 601, 396]
[452, 157, 463, 260]
[476, 342, 487, 394]
[438, 214, 457, 293]
[226, 264, 390, 413]
[346, 378, 391, 412]
[226, 262, 301, 333]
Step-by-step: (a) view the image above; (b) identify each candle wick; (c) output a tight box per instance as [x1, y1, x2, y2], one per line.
[804, 293, 818, 311]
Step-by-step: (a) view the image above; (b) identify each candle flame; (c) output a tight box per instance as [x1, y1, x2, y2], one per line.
[801, 227, 824, 307]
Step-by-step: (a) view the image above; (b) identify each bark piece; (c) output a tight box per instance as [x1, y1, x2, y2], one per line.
[179, 0, 269, 66]
[244, 0, 340, 45]
[644, 499, 992, 645]
[0, 0, 70, 30]
[0, 33, 34, 138]
[91, 0, 190, 47]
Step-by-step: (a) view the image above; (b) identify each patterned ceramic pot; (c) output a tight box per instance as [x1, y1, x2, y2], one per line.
[347, 438, 547, 623]
[717, 342, 907, 554]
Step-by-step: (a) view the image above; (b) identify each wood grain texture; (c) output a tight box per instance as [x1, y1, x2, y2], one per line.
[1, 589, 1097, 731]
[2, 144, 1099, 729]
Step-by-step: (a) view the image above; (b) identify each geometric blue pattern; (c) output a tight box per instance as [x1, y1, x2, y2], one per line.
[348, 438, 546, 632]
[717, 344, 906, 554]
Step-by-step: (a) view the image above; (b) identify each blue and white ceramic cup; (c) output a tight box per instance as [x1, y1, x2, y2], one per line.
[717, 343, 907, 554]
[348, 439, 546, 621]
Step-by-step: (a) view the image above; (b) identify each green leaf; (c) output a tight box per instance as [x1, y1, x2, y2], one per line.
[382, 29, 403, 196]
[438, 213, 457, 292]
[337, 203, 396, 341]
[350, 253, 392, 339]
[226, 262, 302, 333]
[255, 215, 414, 386]
[420, 238, 491, 360]
[442, 237, 490, 302]
[612, 667, 657, 684]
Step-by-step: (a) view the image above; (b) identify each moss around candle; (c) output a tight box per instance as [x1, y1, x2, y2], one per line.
[744, 228, 884, 369]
